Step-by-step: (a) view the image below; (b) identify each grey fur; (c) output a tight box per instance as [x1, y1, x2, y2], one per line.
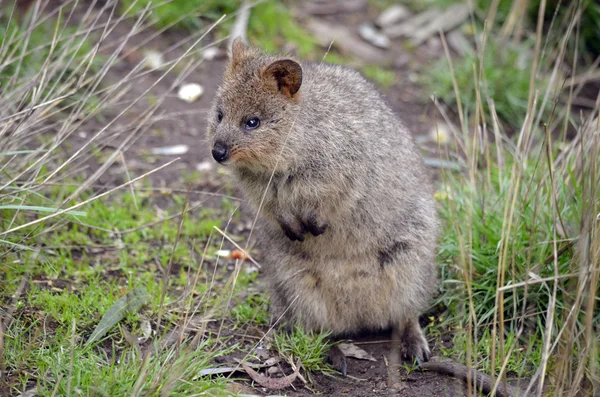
[206, 40, 439, 362]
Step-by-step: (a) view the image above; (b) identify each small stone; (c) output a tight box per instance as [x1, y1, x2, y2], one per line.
[150, 144, 189, 156]
[216, 250, 231, 259]
[375, 5, 411, 28]
[264, 357, 281, 367]
[245, 264, 259, 275]
[196, 161, 213, 172]
[267, 366, 282, 376]
[201, 47, 224, 61]
[142, 50, 164, 71]
[358, 22, 390, 49]
[254, 345, 270, 360]
[178, 83, 204, 103]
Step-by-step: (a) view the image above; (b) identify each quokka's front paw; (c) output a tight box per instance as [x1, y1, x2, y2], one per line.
[278, 213, 328, 242]
[279, 221, 306, 242]
[300, 213, 328, 237]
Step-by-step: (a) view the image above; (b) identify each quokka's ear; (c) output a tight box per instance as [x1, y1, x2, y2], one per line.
[228, 37, 249, 70]
[261, 59, 303, 99]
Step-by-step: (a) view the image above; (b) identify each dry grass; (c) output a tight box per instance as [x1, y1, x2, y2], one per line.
[433, 1, 599, 395]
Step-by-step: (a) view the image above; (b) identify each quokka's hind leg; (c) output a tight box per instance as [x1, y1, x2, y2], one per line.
[399, 317, 431, 364]
[385, 317, 431, 387]
[326, 341, 348, 376]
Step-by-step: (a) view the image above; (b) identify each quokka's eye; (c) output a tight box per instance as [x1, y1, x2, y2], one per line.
[217, 110, 223, 123]
[244, 117, 260, 131]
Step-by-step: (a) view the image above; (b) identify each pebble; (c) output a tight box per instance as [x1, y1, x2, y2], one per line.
[375, 5, 411, 28]
[358, 22, 390, 49]
[177, 83, 204, 103]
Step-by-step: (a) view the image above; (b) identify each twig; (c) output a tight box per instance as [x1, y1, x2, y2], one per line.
[229, 0, 251, 47]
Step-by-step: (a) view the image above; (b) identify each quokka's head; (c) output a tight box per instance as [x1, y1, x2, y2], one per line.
[206, 38, 303, 171]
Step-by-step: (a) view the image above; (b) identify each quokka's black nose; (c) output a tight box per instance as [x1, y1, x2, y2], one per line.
[212, 142, 229, 163]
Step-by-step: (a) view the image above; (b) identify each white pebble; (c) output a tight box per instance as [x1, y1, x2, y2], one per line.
[150, 144, 189, 156]
[178, 83, 204, 103]
[358, 23, 390, 49]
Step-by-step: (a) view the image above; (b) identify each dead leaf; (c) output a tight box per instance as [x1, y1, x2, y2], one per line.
[241, 361, 300, 390]
[86, 287, 150, 345]
[197, 360, 272, 378]
[337, 342, 377, 362]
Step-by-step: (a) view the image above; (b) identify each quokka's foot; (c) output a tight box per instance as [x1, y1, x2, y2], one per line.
[327, 344, 348, 376]
[400, 318, 431, 364]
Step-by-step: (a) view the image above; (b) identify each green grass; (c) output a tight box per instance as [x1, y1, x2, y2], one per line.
[418, 6, 599, 394]
[231, 292, 270, 326]
[0, 4, 102, 109]
[5, 314, 231, 396]
[427, 12, 600, 388]
[120, 0, 318, 58]
[419, 0, 600, 59]
[274, 326, 333, 373]
[361, 65, 397, 88]
[1, 188, 250, 395]
[3, 1, 599, 395]
[422, 37, 547, 128]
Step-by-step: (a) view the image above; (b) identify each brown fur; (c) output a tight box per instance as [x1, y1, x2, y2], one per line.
[206, 39, 439, 363]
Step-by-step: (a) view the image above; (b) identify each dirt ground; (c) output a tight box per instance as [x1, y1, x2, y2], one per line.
[63, 3, 476, 396]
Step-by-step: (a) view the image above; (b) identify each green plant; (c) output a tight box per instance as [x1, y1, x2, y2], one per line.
[361, 65, 397, 88]
[231, 293, 270, 325]
[120, 1, 319, 58]
[422, 38, 547, 128]
[0, 2, 243, 395]
[0, 5, 102, 108]
[120, 0, 237, 31]
[274, 326, 333, 373]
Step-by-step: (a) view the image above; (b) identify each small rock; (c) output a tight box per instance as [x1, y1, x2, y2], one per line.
[245, 264, 259, 275]
[150, 144, 189, 156]
[389, 382, 406, 392]
[304, 0, 367, 15]
[264, 357, 281, 367]
[306, 18, 391, 65]
[384, 8, 442, 39]
[409, 4, 471, 45]
[142, 50, 165, 71]
[267, 366, 282, 376]
[77, 131, 87, 139]
[358, 23, 390, 49]
[375, 5, 411, 28]
[201, 47, 224, 61]
[216, 249, 231, 259]
[178, 83, 204, 103]
[138, 318, 152, 343]
[254, 345, 270, 361]
[196, 161, 213, 172]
